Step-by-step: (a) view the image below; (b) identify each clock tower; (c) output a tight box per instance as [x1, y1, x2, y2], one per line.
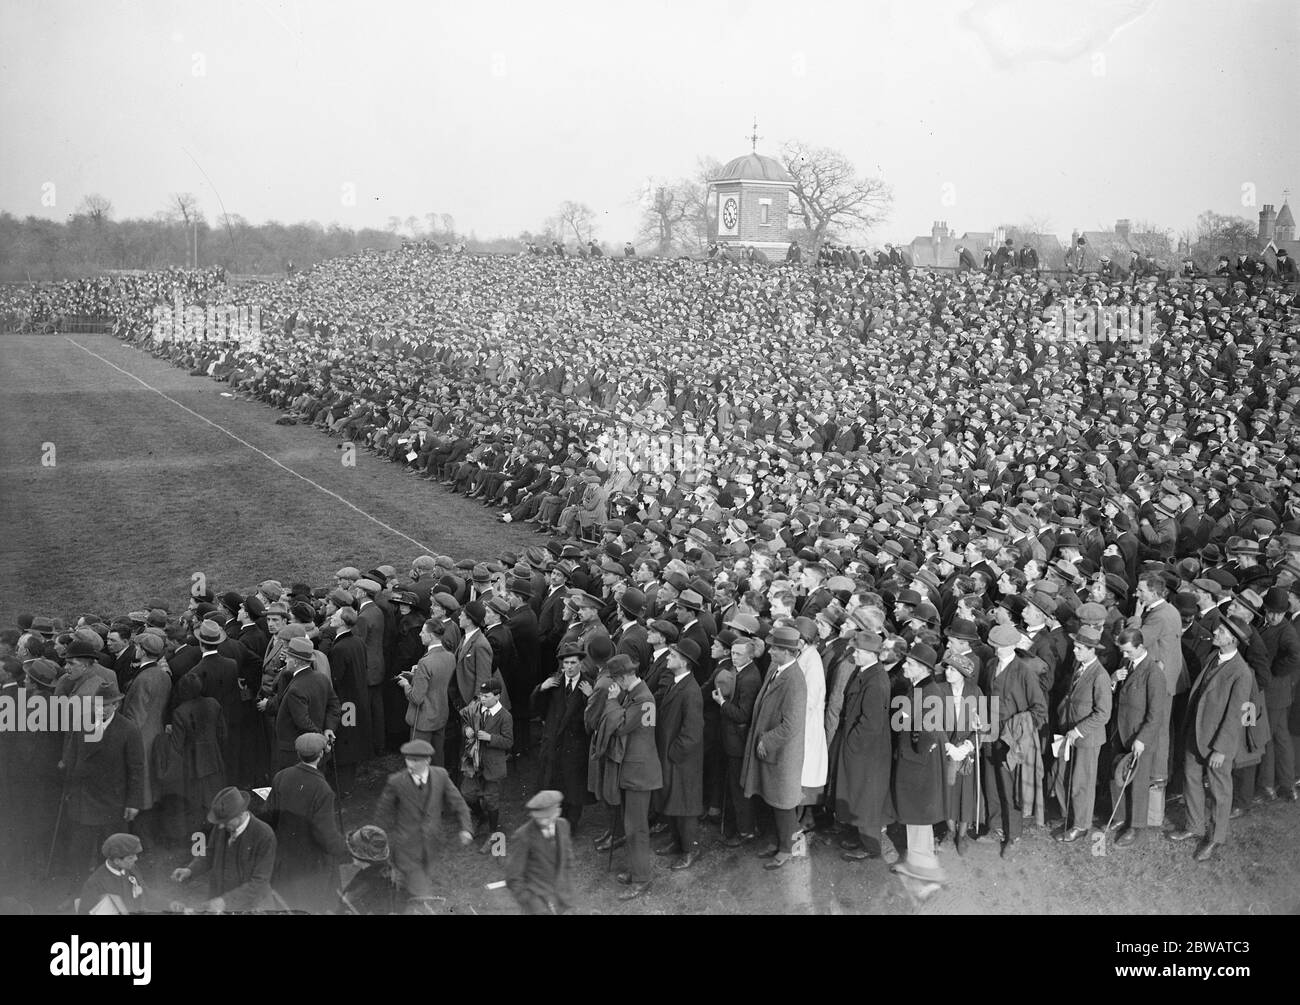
[707, 124, 795, 259]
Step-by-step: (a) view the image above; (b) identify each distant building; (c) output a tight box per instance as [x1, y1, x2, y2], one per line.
[908, 221, 1062, 268]
[707, 152, 795, 259]
[1071, 219, 1171, 267]
[1259, 197, 1297, 261]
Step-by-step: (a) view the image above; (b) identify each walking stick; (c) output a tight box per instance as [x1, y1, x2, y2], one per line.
[1101, 754, 1139, 838]
[973, 724, 982, 837]
[45, 787, 68, 880]
[328, 738, 344, 836]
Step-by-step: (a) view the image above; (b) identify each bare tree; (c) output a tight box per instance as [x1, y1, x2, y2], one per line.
[1126, 219, 1174, 262]
[1188, 210, 1257, 271]
[440, 213, 456, 236]
[167, 193, 202, 227]
[78, 194, 114, 226]
[555, 201, 597, 244]
[678, 157, 723, 254]
[635, 181, 688, 256]
[385, 216, 401, 234]
[781, 141, 891, 259]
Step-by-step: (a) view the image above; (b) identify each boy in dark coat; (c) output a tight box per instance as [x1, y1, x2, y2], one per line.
[260, 733, 348, 912]
[505, 789, 576, 915]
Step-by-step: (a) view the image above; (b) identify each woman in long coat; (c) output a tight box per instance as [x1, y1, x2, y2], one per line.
[940, 653, 983, 854]
[163, 673, 226, 842]
[891, 646, 949, 882]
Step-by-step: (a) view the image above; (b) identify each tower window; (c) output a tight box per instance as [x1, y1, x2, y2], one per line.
[759, 198, 772, 226]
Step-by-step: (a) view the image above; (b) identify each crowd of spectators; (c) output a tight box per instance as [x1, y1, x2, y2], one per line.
[4, 241, 1300, 911]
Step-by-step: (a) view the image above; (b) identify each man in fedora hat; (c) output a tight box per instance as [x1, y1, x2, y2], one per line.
[742, 625, 807, 872]
[533, 641, 594, 829]
[191, 619, 242, 779]
[652, 637, 705, 870]
[505, 790, 576, 915]
[611, 587, 651, 677]
[55, 635, 116, 699]
[1053, 625, 1112, 842]
[58, 679, 144, 886]
[1169, 617, 1254, 862]
[374, 739, 472, 911]
[262, 637, 340, 772]
[674, 589, 713, 684]
[260, 733, 348, 912]
[172, 786, 279, 912]
[1108, 628, 1169, 847]
[594, 654, 661, 900]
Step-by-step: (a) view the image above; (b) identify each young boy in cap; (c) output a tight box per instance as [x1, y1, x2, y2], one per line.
[505, 790, 576, 915]
[374, 739, 472, 912]
[261, 733, 348, 913]
[460, 678, 514, 850]
[78, 833, 150, 914]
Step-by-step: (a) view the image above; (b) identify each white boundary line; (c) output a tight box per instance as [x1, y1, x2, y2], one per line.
[64, 337, 439, 554]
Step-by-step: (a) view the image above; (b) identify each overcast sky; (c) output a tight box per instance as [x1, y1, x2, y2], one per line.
[2, 0, 1296, 246]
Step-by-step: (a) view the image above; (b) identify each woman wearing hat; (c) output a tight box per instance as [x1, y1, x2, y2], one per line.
[940, 651, 983, 855]
[161, 672, 228, 843]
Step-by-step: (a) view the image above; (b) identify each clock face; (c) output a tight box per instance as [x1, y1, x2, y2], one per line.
[722, 197, 738, 229]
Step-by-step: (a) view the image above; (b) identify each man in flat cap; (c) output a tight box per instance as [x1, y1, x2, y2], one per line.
[981, 623, 1048, 857]
[374, 739, 472, 912]
[78, 833, 150, 914]
[172, 786, 280, 912]
[505, 790, 576, 915]
[742, 625, 807, 872]
[260, 732, 348, 913]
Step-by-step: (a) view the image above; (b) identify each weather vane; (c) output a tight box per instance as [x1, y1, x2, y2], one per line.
[748, 118, 761, 153]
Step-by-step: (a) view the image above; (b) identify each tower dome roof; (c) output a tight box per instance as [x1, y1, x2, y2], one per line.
[1276, 201, 1295, 228]
[716, 153, 793, 183]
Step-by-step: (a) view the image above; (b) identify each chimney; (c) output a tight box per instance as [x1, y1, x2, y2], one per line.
[1115, 219, 1131, 242]
[1259, 204, 1276, 241]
